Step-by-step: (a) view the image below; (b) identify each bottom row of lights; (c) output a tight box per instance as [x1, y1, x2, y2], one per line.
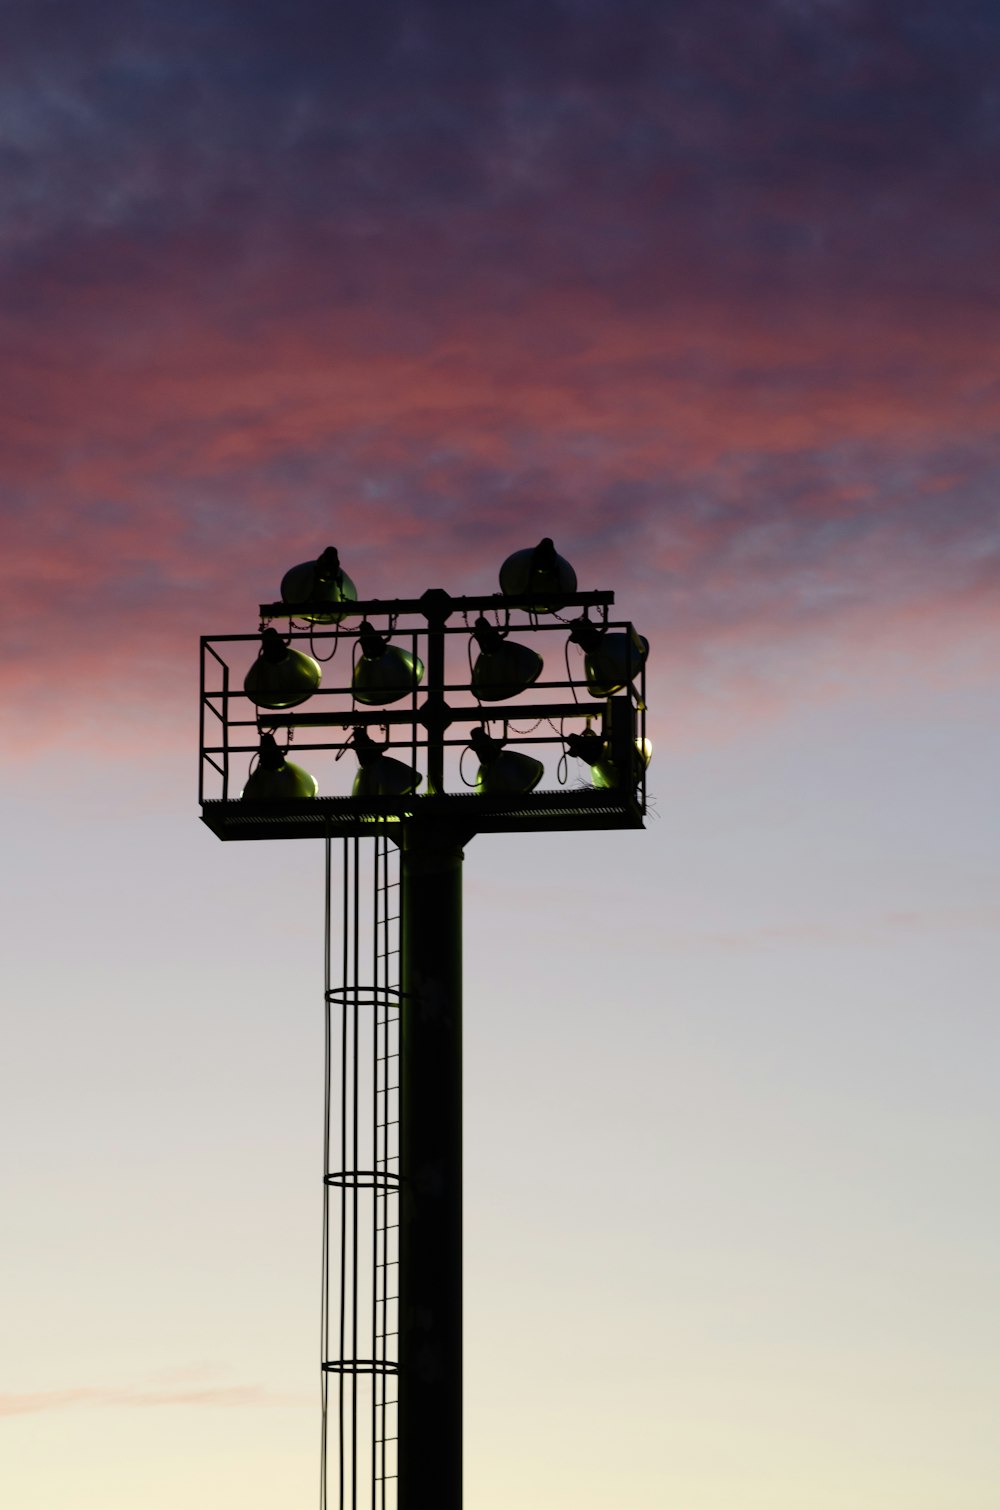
[241, 727, 651, 802]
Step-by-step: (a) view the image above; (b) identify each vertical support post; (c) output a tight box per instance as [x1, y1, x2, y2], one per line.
[398, 825, 465, 1510]
[221, 655, 230, 800]
[605, 694, 636, 784]
[419, 589, 451, 795]
[199, 637, 206, 806]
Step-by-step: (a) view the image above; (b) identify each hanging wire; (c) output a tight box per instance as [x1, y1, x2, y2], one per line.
[556, 718, 569, 786]
[310, 621, 342, 663]
[465, 629, 480, 703]
[563, 633, 581, 704]
[351, 631, 363, 706]
[458, 744, 478, 788]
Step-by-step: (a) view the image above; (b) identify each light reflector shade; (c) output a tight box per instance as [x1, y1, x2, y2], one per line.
[498, 537, 577, 612]
[565, 728, 651, 790]
[352, 622, 424, 705]
[468, 727, 544, 796]
[568, 618, 649, 697]
[470, 617, 543, 701]
[243, 629, 322, 710]
[241, 735, 318, 801]
[280, 546, 358, 623]
[350, 728, 422, 798]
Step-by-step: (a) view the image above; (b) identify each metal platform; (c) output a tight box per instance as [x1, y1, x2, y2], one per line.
[200, 787, 644, 842]
[199, 592, 648, 841]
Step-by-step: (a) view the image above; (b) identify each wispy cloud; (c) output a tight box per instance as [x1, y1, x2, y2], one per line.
[663, 902, 1000, 955]
[2, 0, 997, 752]
[0, 1378, 304, 1418]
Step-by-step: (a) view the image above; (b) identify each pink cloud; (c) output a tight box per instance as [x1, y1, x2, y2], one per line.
[0, 208, 996, 758]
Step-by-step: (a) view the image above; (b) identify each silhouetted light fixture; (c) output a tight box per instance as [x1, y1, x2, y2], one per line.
[241, 733, 318, 801]
[352, 621, 424, 705]
[565, 726, 651, 790]
[349, 727, 422, 798]
[468, 726, 544, 796]
[498, 537, 577, 611]
[281, 545, 358, 623]
[568, 616, 649, 698]
[243, 627, 322, 710]
[470, 616, 543, 702]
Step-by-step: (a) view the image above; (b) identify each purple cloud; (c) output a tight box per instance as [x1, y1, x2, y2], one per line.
[1, 0, 996, 750]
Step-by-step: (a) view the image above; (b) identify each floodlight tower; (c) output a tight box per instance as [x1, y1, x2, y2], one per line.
[198, 540, 649, 1510]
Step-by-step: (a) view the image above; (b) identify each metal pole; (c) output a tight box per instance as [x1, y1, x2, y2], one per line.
[398, 824, 465, 1510]
[419, 588, 451, 796]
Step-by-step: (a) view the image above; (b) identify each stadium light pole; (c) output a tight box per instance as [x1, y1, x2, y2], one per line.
[198, 541, 649, 1510]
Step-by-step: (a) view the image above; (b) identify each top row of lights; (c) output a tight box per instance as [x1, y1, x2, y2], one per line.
[278, 536, 579, 622]
[245, 538, 649, 712]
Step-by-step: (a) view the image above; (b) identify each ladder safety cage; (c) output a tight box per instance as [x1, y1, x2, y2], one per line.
[323, 830, 401, 1510]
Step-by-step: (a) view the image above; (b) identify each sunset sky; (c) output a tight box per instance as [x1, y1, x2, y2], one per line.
[3, 2, 999, 1506]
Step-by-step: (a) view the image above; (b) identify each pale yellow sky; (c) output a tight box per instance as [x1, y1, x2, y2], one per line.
[3, 681, 999, 1508]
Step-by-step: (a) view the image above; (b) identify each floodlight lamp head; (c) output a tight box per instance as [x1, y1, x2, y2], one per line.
[598, 739, 655, 797]
[565, 725, 650, 791]
[468, 725, 544, 796]
[243, 628, 322, 710]
[257, 732, 285, 770]
[565, 729, 606, 766]
[498, 537, 577, 612]
[314, 546, 343, 583]
[280, 544, 358, 623]
[469, 726, 503, 764]
[472, 616, 505, 655]
[470, 615, 544, 702]
[349, 725, 422, 798]
[358, 620, 388, 658]
[568, 617, 649, 698]
[240, 734, 318, 801]
[350, 725, 385, 765]
[352, 622, 425, 706]
[567, 617, 602, 653]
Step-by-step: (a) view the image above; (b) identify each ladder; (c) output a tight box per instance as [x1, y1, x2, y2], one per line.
[322, 830, 400, 1510]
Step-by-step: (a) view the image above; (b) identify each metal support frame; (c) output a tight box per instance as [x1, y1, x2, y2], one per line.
[198, 589, 647, 840]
